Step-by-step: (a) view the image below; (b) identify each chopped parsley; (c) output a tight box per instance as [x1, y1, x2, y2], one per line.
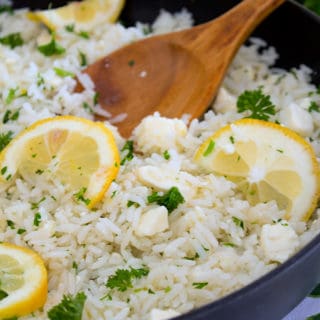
[0, 131, 13, 152]
[5, 88, 18, 104]
[3, 109, 20, 123]
[47, 291, 87, 320]
[127, 200, 140, 208]
[93, 92, 99, 105]
[6, 220, 15, 229]
[53, 67, 75, 78]
[203, 140, 215, 157]
[82, 102, 93, 114]
[65, 24, 75, 32]
[33, 212, 42, 227]
[163, 150, 171, 160]
[74, 187, 91, 206]
[237, 87, 276, 121]
[308, 101, 320, 113]
[0, 289, 8, 301]
[0, 32, 24, 49]
[232, 216, 244, 230]
[38, 37, 66, 57]
[79, 51, 87, 67]
[120, 140, 134, 165]
[147, 186, 185, 213]
[31, 196, 46, 210]
[222, 242, 237, 247]
[65, 24, 90, 39]
[192, 282, 208, 289]
[106, 266, 149, 292]
[17, 228, 26, 235]
[0, 5, 13, 14]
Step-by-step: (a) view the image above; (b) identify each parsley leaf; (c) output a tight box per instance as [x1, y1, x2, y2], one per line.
[3, 109, 20, 123]
[120, 140, 134, 165]
[47, 291, 87, 320]
[38, 37, 66, 57]
[54, 67, 75, 78]
[192, 282, 208, 289]
[0, 131, 13, 152]
[0, 289, 8, 301]
[232, 216, 244, 230]
[0, 33, 24, 49]
[237, 87, 276, 121]
[106, 267, 149, 292]
[308, 101, 320, 113]
[74, 187, 91, 206]
[33, 212, 42, 227]
[147, 186, 185, 213]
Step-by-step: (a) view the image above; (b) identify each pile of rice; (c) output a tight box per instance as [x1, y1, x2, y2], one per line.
[1, 5, 320, 320]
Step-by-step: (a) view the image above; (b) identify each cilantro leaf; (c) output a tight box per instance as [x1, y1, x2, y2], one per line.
[308, 101, 320, 113]
[0, 33, 23, 49]
[47, 291, 87, 320]
[232, 216, 244, 230]
[147, 186, 185, 213]
[54, 67, 75, 78]
[192, 282, 208, 289]
[106, 267, 149, 292]
[38, 37, 66, 57]
[0, 131, 13, 152]
[237, 87, 276, 120]
[0, 289, 8, 301]
[74, 187, 91, 206]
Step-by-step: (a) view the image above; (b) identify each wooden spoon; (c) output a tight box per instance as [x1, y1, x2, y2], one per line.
[80, 0, 285, 137]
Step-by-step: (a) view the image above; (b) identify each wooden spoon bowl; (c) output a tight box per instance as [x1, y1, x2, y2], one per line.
[77, 0, 285, 137]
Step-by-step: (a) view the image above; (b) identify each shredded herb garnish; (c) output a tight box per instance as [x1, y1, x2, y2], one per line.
[31, 196, 46, 210]
[3, 109, 20, 123]
[308, 101, 320, 113]
[74, 187, 91, 206]
[237, 87, 276, 121]
[163, 150, 171, 160]
[147, 186, 185, 213]
[0, 32, 23, 49]
[232, 216, 244, 230]
[203, 140, 215, 157]
[17, 228, 26, 235]
[127, 200, 140, 208]
[6, 220, 15, 229]
[0, 289, 8, 301]
[33, 213, 42, 227]
[192, 282, 208, 289]
[54, 67, 75, 78]
[0, 131, 13, 152]
[47, 291, 87, 320]
[106, 266, 150, 292]
[38, 37, 66, 57]
[79, 51, 87, 67]
[120, 140, 134, 165]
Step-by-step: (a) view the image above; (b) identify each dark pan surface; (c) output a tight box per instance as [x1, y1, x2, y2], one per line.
[10, 1, 320, 319]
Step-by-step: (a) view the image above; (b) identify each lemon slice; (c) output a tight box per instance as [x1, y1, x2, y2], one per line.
[0, 116, 120, 208]
[0, 243, 47, 319]
[194, 118, 320, 221]
[28, 0, 125, 31]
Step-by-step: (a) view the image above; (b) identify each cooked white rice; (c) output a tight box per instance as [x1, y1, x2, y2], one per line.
[0, 5, 320, 320]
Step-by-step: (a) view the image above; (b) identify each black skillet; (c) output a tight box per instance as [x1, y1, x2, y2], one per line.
[11, 1, 320, 319]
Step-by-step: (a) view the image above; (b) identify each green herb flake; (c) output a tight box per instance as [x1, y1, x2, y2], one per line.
[164, 286, 171, 293]
[74, 187, 91, 206]
[203, 140, 215, 157]
[31, 196, 46, 210]
[5, 88, 18, 105]
[33, 213, 42, 227]
[229, 136, 235, 144]
[128, 59, 135, 67]
[111, 190, 117, 199]
[1, 166, 7, 175]
[79, 51, 87, 67]
[78, 31, 90, 39]
[3, 109, 20, 123]
[17, 228, 26, 235]
[82, 102, 93, 114]
[148, 288, 155, 294]
[38, 37, 66, 57]
[308, 101, 320, 113]
[106, 266, 149, 292]
[93, 92, 99, 105]
[65, 24, 75, 32]
[192, 282, 208, 289]
[127, 200, 140, 208]
[0, 289, 8, 301]
[147, 186, 185, 214]
[0, 131, 13, 152]
[47, 291, 87, 320]
[6, 220, 15, 229]
[237, 87, 276, 121]
[120, 140, 134, 165]
[0, 32, 24, 49]
[0, 5, 13, 14]
[232, 216, 244, 230]
[222, 242, 237, 247]
[163, 150, 171, 160]
[53, 67, 75, 78]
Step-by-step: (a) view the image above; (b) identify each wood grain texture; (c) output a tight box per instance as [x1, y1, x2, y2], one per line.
[79, 0, 285, 137]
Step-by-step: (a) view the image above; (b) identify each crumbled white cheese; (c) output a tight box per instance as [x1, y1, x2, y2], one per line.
[133, 114, 187, 153]
[213, 87, 237, 113]
[135, 206, 169, 237]
[260, 223, 299, 263]
[137, 165, 178, 191]
[150, 308, 181, 320]
[279, 102, 314, 137]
